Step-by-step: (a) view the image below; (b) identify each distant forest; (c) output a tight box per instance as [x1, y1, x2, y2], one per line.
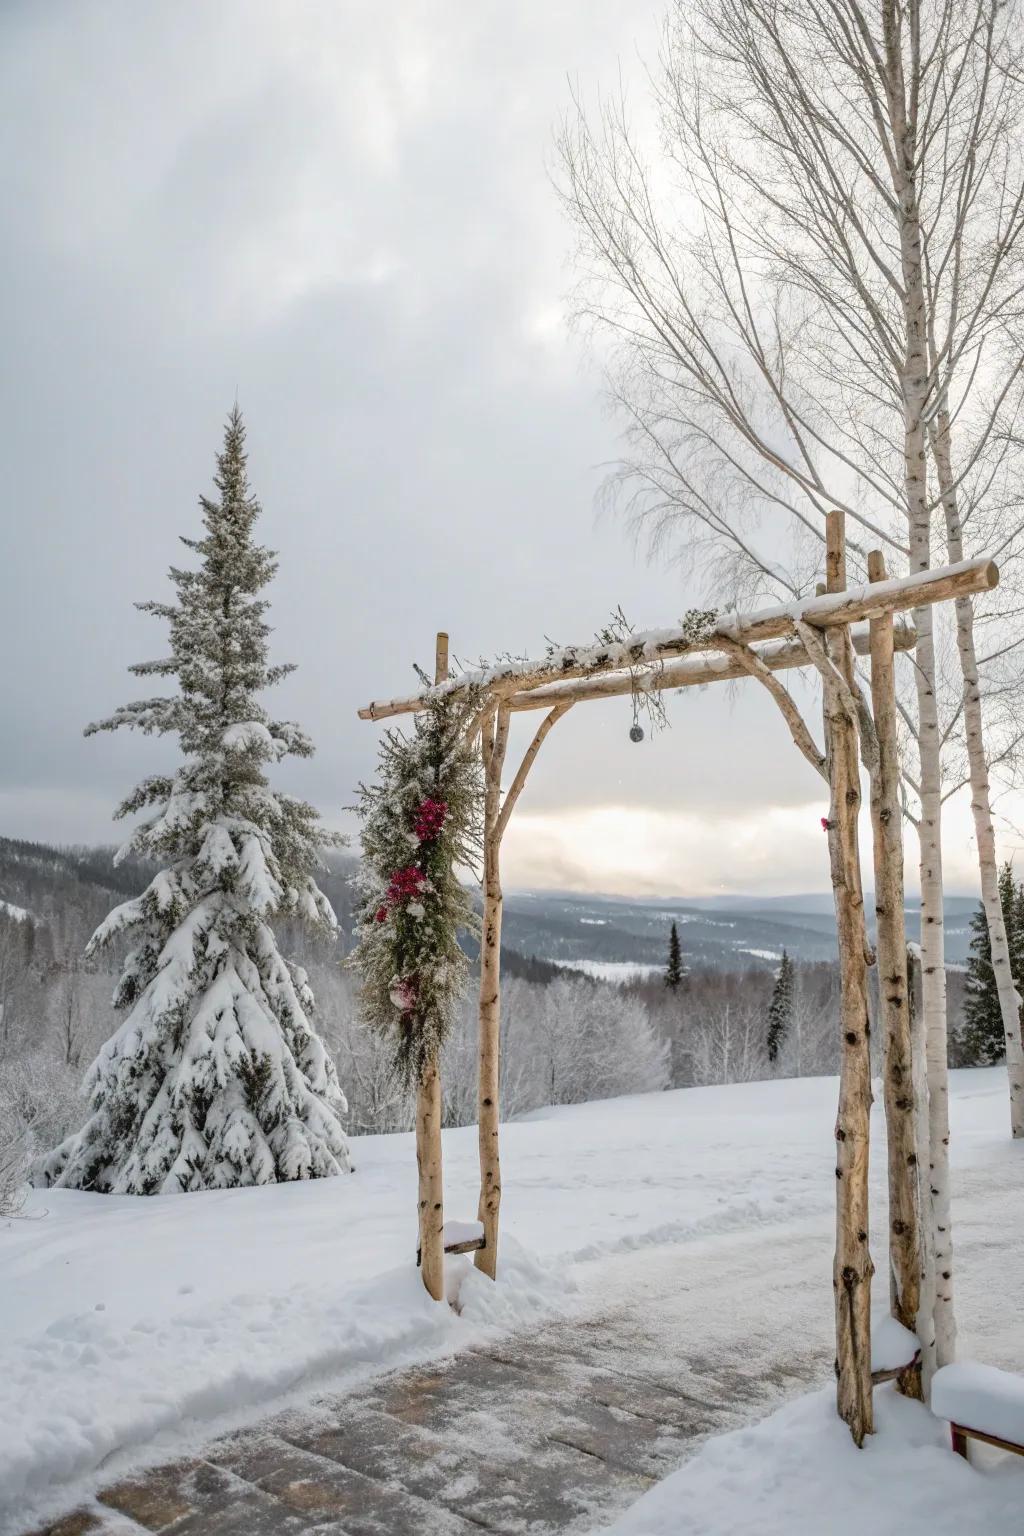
[0, 834, 973, 1160]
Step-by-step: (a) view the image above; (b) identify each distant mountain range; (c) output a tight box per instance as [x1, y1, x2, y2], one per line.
[0, 834, 979, 976]
[499, 888, 979, 972]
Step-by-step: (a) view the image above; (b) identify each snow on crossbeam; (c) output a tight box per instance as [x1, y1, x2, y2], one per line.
[357, 557, 997, 721]
[933, 1361, 1024, 1458]
[504, 621, 917, 714]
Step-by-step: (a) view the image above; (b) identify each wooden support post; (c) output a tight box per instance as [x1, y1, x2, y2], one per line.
[825, 512, 875, 1446]
[475, 702, 570, 1279]
[476, 704, 510, 1279]
[416, 632, 449, 1303]
[867, 551, 923, 1400]
[907, 935, 934, 1389]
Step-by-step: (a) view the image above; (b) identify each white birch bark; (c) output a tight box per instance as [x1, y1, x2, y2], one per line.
[932, 408, 1024, 1140]
[884, 8, 955, 1373]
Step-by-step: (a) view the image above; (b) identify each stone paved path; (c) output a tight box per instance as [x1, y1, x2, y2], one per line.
[24, 1223, 835, 1536]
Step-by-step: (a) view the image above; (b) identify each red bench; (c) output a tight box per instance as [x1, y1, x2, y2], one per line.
[932, 1362, 1024, 1462]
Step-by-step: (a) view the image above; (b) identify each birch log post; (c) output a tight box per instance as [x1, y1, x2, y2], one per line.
[416, 632, 449, 1303]
[476, 704, 510, 1279]
[867, 551, 922, 1401]
[825, 512, 875, 1446]
[475, 701, 571, 1277]
[907, 941, 935, 1396]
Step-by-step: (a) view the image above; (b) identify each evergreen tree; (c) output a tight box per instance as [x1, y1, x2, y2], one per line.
[766, 949, 794, 1065]
[665, 921, 685, 990]
[41, 409, 351, 1194]
[1012, 878, 1024, 991]
[961, 861, 1021, 1066]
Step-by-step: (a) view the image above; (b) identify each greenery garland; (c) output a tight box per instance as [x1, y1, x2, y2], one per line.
[350, 691, 483, 1084]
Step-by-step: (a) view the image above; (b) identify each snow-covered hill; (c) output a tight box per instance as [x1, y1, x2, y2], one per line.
[501, 888, 980, 970]
[2, 1069, 1021, 1533]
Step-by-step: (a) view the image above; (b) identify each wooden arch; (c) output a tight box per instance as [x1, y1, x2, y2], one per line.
[358, 511, 999, 1447]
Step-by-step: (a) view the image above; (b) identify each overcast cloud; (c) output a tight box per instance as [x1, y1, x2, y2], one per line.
[0, 2, 999, 895]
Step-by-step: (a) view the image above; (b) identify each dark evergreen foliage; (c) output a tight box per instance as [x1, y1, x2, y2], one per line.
[961, 862, 1023, 1066]
[665, 920, 686, 990]
[766, 949, 795, 1064]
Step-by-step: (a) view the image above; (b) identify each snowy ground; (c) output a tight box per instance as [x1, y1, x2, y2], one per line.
[2, 1068, 1022, 1533]
[601, 1386, 1024, 1536]
[550, 959, 663, 983]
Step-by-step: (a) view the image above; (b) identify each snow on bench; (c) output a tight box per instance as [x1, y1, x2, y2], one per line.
[416, 1219, 485, 1266]
[933, 1361, 1024, 1458]
[870, 1316, 920, 1384]
[441, 1219, 485, 1255]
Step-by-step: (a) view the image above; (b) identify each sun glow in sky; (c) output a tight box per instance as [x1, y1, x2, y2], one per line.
[501, 797, 1018, 899]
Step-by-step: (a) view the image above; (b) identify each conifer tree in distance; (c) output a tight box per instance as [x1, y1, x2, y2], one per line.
[665, 921, 685, 990]
[41, 408, 352, 1194]
[962, 862, 1021, 1066]
[766, 949, 794, 1065]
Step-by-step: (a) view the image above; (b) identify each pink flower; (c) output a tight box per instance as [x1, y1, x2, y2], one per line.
[389, 977, 417, 1012]
[821, 817, 830, 832]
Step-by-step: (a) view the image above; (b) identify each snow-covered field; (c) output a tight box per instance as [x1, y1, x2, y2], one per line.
[2, 1069, 1022, 1533]
[550, 959, 663, 983]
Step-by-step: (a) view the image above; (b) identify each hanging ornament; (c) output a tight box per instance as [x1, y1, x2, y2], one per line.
[629, 689, 645, 743]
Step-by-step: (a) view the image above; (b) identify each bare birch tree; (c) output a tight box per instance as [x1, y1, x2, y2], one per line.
[557, 0, 1024, 1376]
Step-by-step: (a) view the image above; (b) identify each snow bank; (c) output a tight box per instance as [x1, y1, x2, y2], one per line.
[0, 1230, 571, 1526]
[597, 1387, 1024, 1536]
[933, 1361, 1024, 1445]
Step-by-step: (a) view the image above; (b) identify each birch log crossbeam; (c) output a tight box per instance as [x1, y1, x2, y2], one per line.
[505, 624, 915, 714]
[357, 558, 995, 721]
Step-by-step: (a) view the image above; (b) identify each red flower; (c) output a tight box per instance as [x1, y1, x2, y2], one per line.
[386, 865, 427, 906]
[413, 797, 448, 842]
[821, 817, 830, 832]
[375, 907, 388, 923]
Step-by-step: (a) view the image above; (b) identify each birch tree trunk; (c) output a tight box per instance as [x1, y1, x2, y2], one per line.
[932, 407, 1024, 1139]
[825, 513, 874, 1447]
[867, 551, 922, 1400]
[884, 12, 954, 1376]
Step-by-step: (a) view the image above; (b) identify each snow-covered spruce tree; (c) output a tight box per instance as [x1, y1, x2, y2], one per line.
[350, 694, 482, 1087]
[766, 950, 794, 1067]
[40, 408, 352, 1194]
[665, 921, 685, 991]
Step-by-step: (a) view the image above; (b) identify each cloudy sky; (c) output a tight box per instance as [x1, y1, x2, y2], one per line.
[0, 1, 1000, 896]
